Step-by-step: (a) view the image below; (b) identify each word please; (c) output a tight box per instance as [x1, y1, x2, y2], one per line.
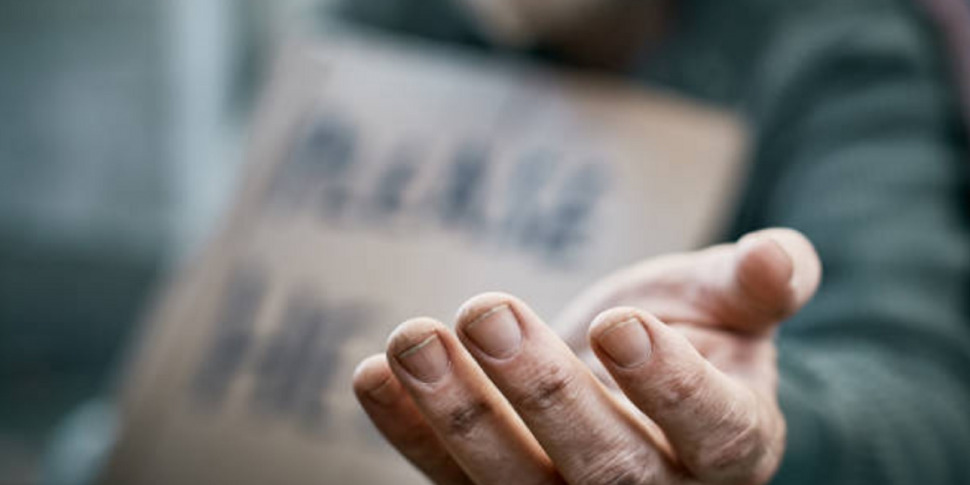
[265, 113, 612, 264]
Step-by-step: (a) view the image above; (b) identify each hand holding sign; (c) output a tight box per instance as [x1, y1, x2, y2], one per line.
[354, 228, 820, 485]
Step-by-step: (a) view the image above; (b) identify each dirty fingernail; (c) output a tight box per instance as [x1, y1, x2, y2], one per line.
[463, 304, 522, 358]
[596, 317, 652, 368]
[396, 334, 450, 383]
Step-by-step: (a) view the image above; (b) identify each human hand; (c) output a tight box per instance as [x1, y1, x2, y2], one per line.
[452, 0, 606, 43]
[451, 0, 665, 57]
[353, 228, 821, 484]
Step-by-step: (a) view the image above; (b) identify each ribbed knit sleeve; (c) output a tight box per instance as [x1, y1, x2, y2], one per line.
[729, 3, 970, 483]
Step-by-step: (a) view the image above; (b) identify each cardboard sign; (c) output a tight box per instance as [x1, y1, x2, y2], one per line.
[102, 33, 747, 485]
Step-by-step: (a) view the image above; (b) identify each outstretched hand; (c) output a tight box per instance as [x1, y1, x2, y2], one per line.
[353, 228, 821, 485]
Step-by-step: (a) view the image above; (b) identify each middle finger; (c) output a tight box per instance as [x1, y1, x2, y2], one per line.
[455, 292, 675, 485]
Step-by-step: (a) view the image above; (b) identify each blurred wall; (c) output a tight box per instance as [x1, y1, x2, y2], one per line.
[0, 0, 231, 482]
[0, 1, 338, 482]
[0, 5, 171, 480]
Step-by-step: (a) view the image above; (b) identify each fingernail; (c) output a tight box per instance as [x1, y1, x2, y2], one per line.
[396, 334, 450, 383]
[597, 318, 651, 368]
[765, 235, 798, 289]
[463, 303, 522, 358]
[740, 234, 796, 288]
[365, 378, 397, 405]
[353, 357, 399, 405]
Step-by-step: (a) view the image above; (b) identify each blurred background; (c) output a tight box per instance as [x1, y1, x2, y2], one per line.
[0, 1, 327, 482]
[3, 1, 969, 485]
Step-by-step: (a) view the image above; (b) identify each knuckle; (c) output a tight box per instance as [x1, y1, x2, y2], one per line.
[509, 364, 578, 413]
[653, 365, 707, 410]
[694, 408, 769, 480]
[444, 399, 493, 438]
[575, 452, 655, 485]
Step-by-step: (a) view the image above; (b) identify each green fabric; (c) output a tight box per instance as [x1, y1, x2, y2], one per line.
[336, 0, 970, 483]
[726, 3, 970, 484]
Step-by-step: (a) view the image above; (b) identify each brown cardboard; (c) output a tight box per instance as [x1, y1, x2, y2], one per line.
[102, 32, 748, 485]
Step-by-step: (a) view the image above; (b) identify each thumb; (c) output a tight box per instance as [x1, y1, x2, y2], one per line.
[721, 228, 822, 332]
[559, 227, 822, 343]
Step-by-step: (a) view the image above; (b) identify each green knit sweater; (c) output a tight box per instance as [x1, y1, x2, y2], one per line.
[336, 0, 970, 483]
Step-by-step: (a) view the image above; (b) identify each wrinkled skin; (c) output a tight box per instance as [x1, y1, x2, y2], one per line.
[354, 228, 821, 485]
[453, 0, 673, 69]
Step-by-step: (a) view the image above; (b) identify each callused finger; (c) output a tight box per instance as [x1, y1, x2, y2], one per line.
[589, 307, 784, 485]
[385, 317, 561, 485]
[455, 292, 674, 485]
[353, 354, 473, 485]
